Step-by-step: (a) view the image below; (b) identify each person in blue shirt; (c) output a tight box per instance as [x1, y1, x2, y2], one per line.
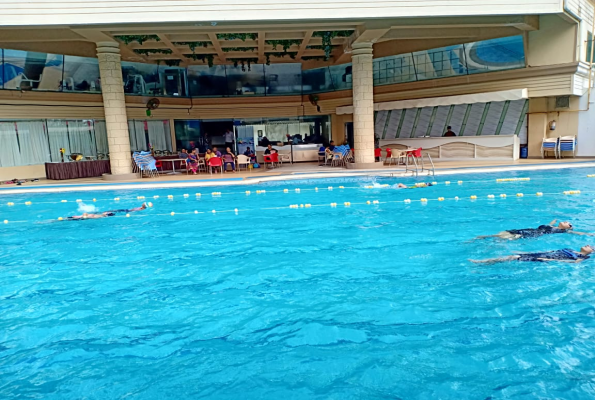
[471, 245, 594, 264]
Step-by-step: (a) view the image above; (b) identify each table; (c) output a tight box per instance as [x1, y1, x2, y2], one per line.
[45, 160, 111, 180]
[159, 158, 186, 174]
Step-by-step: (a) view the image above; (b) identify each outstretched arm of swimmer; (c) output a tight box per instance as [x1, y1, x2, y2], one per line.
[128, 203, 147, 213]
[566, 231, 595, 236]
[549, 219, 557, 226]
[536, 258, 585, 263]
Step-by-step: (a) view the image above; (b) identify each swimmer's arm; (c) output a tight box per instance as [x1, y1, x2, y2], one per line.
[566, 231, 595, 236]
[536, 258, 584, 263]
[549, 219, 557, 226]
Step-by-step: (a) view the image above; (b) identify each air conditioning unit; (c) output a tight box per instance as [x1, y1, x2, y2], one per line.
[555, 96, 570, 109]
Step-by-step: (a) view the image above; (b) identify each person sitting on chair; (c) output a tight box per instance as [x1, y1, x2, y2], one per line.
[178, 148, 189, 159]
[204, 149, 215, 162]
[186, 149, 199, 174]
[264, 144, 277, 155]
[222, 147, 236, 173]
[243, 147, 256, 162]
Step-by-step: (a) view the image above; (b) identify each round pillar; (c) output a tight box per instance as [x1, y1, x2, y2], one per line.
[97, 41, 135, 179]
[351, 42, 376, 166]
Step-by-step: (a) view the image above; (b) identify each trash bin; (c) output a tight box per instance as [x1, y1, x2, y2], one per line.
[520, 145, 528, 159]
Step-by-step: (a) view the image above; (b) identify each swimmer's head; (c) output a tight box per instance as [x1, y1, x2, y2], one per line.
[581, 245, 594, 254]
[558, 221, 573, 230]
[148, 202, 153, 208]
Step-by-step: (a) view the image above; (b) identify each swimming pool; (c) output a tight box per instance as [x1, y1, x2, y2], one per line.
[2, 168, 595, 399]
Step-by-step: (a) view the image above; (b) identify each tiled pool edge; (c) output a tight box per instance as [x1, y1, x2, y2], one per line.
[1, 161, 595, 195]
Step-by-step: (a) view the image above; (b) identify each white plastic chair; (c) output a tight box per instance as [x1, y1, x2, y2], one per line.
[237, 154, 251, 172]
[278, 153, 291, 165]
[541, 138, 558, 159]
[558, 135, 577, 158]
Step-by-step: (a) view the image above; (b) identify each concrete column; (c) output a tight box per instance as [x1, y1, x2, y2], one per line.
[96, 41, 135, 179]
[350, 41, 376, 167]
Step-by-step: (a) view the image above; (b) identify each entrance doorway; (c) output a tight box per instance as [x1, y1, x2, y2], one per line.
[345, 122, 354, 148]
[202, 120, 234, 151]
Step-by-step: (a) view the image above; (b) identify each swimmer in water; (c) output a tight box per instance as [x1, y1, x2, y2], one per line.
[66, 212, 115, 220]
[473, 219, 593, 240]
[471, 245, 594, 264]
[393, 182, 433, 189]
[63, 203, 148, 221]
[104, 203, 147, 215]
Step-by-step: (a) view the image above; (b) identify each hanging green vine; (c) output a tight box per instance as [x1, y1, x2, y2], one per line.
[265, 54, 271, 65]
[312, 30, 354, 60]
[266, 52, 298, 60]
[133, 49, 173, 56]
[228, 58, 259, 71]
[265, 39, 302, 52]
[114, 35, 160, 45]
[222, 47, 257, 53]
[216, 33, 258, 41]
[302, 56, 328, 62]
[162, 59, 181, 67]
[307, 45, 337, 51]
[185, 54, 215, 67]
[173, 41, 209, 52]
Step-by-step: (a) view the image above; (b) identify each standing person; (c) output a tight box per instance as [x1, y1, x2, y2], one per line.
[224, 129, 234, 151]
[222, 147, 236, 173]
[443, 126, 457, 137]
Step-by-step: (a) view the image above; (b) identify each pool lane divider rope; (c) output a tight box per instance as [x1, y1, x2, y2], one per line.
[0, 189, 587, 225]
[0, 177, 549, 207]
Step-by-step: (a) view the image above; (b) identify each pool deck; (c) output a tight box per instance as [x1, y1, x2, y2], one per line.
[2, 157, 595, 194]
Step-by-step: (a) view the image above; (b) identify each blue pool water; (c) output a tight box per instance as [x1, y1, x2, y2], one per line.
[2, 168, 595, 399]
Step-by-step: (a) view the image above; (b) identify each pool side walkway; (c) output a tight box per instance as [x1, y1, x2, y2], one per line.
[1, 158, 595, 194]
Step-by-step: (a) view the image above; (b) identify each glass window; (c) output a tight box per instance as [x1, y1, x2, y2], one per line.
[465, 35, 525, 75]
[63, 56, 100, 93]
[15, 121, 51, 164]
[2, 49, 63, 91]
[67, 120, 97, 156]
[302, 67, 333, 94]
[586, 32, 593, 62]
[46, 120, 71, 161]
[225, 63, 265, 96]
[161, 66, 187, 97]
[93, 120, 109, 157]
[174, 120, 203, 151]
[0, 122, 22, 166]
[265, 63, 302, 95]
[128, 120, 148, 152]
[328, 64, 353, 91]
[413, 45, 467, 81]
[122, 61, 160, 96]
[147, 120, 172, 152]
[373, 54, 416, 86]
[187, 65, 228, 97]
